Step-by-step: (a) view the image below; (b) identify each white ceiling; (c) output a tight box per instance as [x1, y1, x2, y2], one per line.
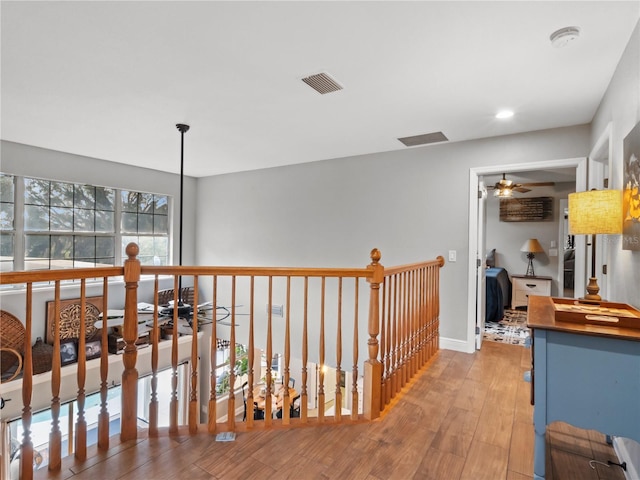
[2, 1, 639, 178]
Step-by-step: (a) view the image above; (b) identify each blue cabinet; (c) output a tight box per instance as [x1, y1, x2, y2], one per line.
[528, 295, 640, 480]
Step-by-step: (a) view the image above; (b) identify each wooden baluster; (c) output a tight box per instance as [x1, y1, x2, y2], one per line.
[208, 276, 218, 433]
[246, 276, 255, 428]
[334, 277, 342, 422]
[227, 277, 237, 430]
[21, 283, 34, 480]
[265, 276, 273, 425]
[391, 274, 399, 398]
[422, 268, 431, 365]
[403, 271, 409, 386]
[189, 276, 199, 433]
[411, 270, 417, 376]
[149, 277, 159, 436]
[420, 268, 425, 363]
[75, 280, 87, 460]
[282, 276, 291, 425]
[410, 270, 415, 374]
[351, 278, 359, 421]
[380, 275, 388, 407]
[67, 403, 74, 457]
[364, 248, 383, 420]
[317, 277, 325, 423]
[121, 242, 140, 442]
[437, 256, 444, 351]
[397, 274, 403, 395]
[169, 275, 179, 434]
[48, 282, 62, 472]
[301, 277, 309, 422]
[98, 277, 110, 449]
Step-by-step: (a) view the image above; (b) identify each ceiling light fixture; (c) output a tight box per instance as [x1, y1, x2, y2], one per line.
[550, 26, 581, 48]
[496, 110, 514, 119]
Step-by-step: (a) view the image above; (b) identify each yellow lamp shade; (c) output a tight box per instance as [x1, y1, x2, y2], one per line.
[568, 190, 623, 235]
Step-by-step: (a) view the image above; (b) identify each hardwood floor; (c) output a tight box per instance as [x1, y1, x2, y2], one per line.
[41, 341, 625, 479]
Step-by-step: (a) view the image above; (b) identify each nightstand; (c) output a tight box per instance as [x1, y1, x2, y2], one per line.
[511, 275, 552, 309]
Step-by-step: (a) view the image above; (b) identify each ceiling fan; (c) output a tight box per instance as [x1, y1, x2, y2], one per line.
[487, 173, 555, 197]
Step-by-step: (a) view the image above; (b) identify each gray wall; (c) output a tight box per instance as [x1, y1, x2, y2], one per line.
[195, 125, 590, 346]
[590, 20, 640, 309]
[0, 140, 197, 268]
[0, 141, 197, 343]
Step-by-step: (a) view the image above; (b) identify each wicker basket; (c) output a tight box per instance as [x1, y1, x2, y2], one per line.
[0, 310, 25, 376]
[0, 348, 22, 383]
[32, 337, 53, 374]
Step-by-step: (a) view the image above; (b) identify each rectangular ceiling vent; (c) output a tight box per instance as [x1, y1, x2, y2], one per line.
[398, 131, 449, 147]
[302, 72, 343, 94]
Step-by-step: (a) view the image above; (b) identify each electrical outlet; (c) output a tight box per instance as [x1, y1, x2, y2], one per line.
[268, 304, 283, 317]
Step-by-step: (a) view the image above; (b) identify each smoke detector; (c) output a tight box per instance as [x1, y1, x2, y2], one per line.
[550, 26, 580, 48]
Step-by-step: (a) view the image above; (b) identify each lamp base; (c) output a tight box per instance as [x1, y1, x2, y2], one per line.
[581, 277, 602, 302]
[525, 254, 535, 277]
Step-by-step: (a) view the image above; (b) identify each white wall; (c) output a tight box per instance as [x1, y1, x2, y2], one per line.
[485, 182, 576, 296]
[195, 125, 590, 348]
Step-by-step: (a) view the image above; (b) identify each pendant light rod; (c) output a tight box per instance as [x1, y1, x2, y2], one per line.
[176, 123, 190, 305]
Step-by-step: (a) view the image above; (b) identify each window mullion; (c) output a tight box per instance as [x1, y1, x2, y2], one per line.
[14, 176, 25, 270]
[115, 190, 123, 265]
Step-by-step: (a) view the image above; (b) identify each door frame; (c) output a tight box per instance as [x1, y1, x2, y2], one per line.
[466, 157, 588, 352]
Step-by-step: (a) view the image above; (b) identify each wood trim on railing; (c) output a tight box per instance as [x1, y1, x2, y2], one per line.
[2, 245, 444, 479]
[21, 283, 34, 480]
[121, 243, 140, 442]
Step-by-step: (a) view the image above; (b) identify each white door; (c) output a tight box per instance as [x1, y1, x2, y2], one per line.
[476, 181, 487, 349]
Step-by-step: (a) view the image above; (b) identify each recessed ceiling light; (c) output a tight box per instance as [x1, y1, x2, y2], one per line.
[550, 26, 581, 48]
[496, 110, 514, 119]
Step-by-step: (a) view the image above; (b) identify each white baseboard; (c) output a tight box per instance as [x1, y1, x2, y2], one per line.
[439, 336, 475, 353]
[613, 436, 640, 480]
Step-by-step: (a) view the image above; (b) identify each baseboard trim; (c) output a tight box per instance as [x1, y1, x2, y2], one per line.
[439, 336, 475, 353]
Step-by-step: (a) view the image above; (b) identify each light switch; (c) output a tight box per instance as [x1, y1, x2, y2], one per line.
[550, 240, 557, 248]
[448, 250, 456, 262]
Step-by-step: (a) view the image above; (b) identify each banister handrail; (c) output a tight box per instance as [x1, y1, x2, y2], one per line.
[0, 266, 123, 284]
[1, 245, 445, 479]
[140, 265, 374, 278]
[382, 256, 445, 276]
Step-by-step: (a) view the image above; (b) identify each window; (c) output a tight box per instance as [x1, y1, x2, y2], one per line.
[215, 341, 249, 395]
[6, 364, 188, 478]
[0, 173, 170, 272]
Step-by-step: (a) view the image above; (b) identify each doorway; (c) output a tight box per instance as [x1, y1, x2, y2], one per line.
[467, 158, 587, 352]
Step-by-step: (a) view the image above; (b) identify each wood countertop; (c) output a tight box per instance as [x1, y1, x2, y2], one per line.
[527, 295, 640, 342]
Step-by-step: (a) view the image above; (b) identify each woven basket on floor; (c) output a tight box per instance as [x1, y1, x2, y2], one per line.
[0, 310, 25, 376]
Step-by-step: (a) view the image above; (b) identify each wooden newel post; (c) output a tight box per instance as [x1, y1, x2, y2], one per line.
[121, 243, 140, 442]
[364, 248, 384, 420]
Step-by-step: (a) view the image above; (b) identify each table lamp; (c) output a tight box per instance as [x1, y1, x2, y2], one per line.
[568, 189, 622, 302]
[520, 238, 544, 276]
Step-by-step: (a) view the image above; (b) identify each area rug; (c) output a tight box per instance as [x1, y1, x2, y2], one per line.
[483, 309, 530, 346]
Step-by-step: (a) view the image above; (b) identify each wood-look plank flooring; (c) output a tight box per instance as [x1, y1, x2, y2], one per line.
[39, 341, 625, 479]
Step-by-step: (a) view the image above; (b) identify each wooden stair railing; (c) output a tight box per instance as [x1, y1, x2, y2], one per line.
[0, 245, 444, 479]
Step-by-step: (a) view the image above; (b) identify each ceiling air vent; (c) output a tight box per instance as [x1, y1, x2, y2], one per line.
[301, 72, 343, 95]
[398, 131, 448, 147]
